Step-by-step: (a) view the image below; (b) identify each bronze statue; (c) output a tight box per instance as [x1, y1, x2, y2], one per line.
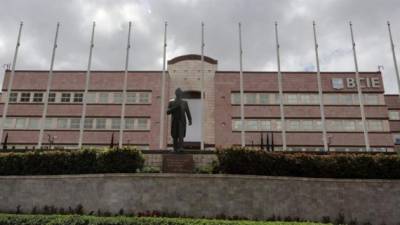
[167, 88, 192, 151]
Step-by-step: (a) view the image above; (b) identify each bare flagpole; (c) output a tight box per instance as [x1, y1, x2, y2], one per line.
[78, 22, 96, 149]
[119, 22, 132, 148]
[38, 22, 60, 149]
[274, 22, 287, 151]
[200, 22, 205, 150]
[159, 22, 168, 149]
[312, 21, 328, 151]
[349, 21, 370, 151]
[238, 22, 245, 147]
[388, 22, 400, 103]
[0, 22, 23, 143]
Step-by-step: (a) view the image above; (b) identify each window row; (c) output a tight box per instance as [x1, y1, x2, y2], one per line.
[6, 91, 152, 104]
[231, 93, 384, 105]
[2, 117, 150, 130]
[232, 119, 388, 132]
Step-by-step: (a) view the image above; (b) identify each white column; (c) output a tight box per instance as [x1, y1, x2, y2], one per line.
[238, 22, 245, 147]
[78, 22, 96, 149]
[38, 22, 60, 149]
[388, 22, 400, 103]
[0, 22, 23, 143]
[119, 22, 132, 148]
[200, 22, 205, 150]
[349, 21, 370, 151]
[274, 22, 287, 151]
[159, 22, 168, 149]
[312, 21, 328, 151]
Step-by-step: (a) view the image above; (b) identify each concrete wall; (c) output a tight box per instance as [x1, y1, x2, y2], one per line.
[0, 174, 399, 224]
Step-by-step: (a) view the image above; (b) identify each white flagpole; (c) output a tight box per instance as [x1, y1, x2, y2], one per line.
[238, 22, 245, 147]
[78, 22, 96, 149]
[38, 22, 60, 149]
[274, 22, 287, 151]
[312, 21, 328, 151]
[0, 22, 23, 143]
[200, 22, 205, 150]
[159, 22, 167, 149]
[119, 22, 132, 148]
[349, 21, 370, 151]
[388, 22, 400, 103]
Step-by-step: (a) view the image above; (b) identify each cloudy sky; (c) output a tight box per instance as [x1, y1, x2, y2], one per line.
[0, 0, 399, 93]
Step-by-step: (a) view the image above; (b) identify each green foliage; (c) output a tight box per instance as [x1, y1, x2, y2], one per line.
[0, 148, 144, 176]
[0, 213, 328, 225]
[217, 147, 400, 179]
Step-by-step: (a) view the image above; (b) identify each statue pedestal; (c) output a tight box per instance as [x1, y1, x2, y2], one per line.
[162, 153, 194, 173]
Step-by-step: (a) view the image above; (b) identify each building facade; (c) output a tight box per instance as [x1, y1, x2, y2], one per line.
[0, 54, 398, 152]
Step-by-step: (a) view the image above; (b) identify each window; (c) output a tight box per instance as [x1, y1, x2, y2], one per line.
[27, 118, 40, 129]
[20, 93, 31, 102]
[9, 92, 18, 102]
[95, 118, 106, 129]
[4, 118, 14, 129]
[57, 118, 69, 129]
[302, 120, 313, 131]
[127, 92, 137, 104]
[15, 118, 26, 129]
[84, 118, 94, 129]
[231, 93, 240, 104]
[70, 118, 81, 129]
[86, 92, 96, 103]
[45, 118, 54, 129]
[98, 92, 109, 103]
[288, 120, 300, 130]
[343, 121, 356, 131]
[259, 93, 269, 104]
[246, 120, 258, 131]
[33, 93, 43, 102]
[364, 94, 379, 105]
[368, 120, 383, 131]
[139, 92, 150, 103]
[48, 92, 56, 102]
[287, 94, 298, 104]
[137, 118, 149, 130]
[113, 92, 123, 104]
[61, 93, 71, 103]
[73, 93, 83, 103]
[245, 94, 257, 104]
[125, 118, 135, 129]
[111, 118, 121, 129]
[389, 111, 400, 120]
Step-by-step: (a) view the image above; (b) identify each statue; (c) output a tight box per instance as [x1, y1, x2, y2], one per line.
[167, 88, 192, 151]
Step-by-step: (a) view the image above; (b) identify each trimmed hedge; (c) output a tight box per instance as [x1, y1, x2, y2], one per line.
[0, 148, 144, 175]
[0, 214, 325, 225]
[216, 148, 400, 179]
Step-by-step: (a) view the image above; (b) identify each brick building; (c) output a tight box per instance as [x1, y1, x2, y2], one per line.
[0, 54, 398, 152]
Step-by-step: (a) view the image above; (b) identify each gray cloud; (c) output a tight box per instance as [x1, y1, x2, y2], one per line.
[0, 0, 400, 92]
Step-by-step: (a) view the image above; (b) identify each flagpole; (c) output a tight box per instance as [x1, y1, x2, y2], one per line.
[388, 22, 400, 103]
[159, 22, 168, 149]
[119, 21, 132, 148]
[78, 22, 96, 149]
[0, 22, 23, 143]
[238, 22, 245, 147]
[349, 21, 370, 151]
[38, 22, 60, 149]
[274, 22, 287, 151]
[200, 22, 205, 150]
[312, 21, 328, 151]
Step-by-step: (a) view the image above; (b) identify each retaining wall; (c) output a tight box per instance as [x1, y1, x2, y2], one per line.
[0, 173, 398, 224]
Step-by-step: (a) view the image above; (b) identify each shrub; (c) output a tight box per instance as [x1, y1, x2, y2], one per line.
[0, 148, 144, 176]
[216, 147, 400, 179]
[0, 213, 326, 225]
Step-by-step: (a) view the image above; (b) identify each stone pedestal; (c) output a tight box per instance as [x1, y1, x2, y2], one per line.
[162, 153, 194, 173]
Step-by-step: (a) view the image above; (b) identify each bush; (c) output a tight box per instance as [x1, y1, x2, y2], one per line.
[0, 148, 144, 176]
[0, 213, 326, 225]
[217, 147, 400, 179]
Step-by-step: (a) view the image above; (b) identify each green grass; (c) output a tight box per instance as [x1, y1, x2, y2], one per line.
[0, 214, 328, 225]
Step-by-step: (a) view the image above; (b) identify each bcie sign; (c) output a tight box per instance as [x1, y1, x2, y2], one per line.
[331, 77, 380, 89]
